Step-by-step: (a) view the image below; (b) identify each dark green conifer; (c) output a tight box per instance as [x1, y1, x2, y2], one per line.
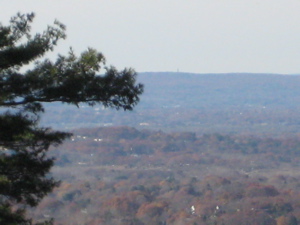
[0, 13, 143, 224]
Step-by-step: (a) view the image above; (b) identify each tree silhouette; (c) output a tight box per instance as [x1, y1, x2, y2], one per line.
[0, 13, 143, 224]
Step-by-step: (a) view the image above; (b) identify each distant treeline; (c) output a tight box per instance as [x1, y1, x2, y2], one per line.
[42, 72, 300, 137]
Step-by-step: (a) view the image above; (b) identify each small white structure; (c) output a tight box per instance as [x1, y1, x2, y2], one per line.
[81, 208, 88, 214]
[191, 205, 195, 214]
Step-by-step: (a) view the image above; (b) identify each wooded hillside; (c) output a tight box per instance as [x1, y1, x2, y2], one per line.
[29, 73, 300, 224]
[28, 127, 300, 224]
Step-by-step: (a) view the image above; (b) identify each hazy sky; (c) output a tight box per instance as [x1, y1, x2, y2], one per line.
[2, 1, 300, 74]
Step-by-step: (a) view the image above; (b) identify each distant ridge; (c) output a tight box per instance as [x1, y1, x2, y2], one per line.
[43, 71, 300, 136]
[139, 71, 299, 76]
[136, 72, 300, 109]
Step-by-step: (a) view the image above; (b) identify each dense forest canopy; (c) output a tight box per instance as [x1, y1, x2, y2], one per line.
[28, 126, 300, 225]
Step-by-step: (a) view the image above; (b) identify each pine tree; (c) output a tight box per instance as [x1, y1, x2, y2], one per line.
[0, 13, 143, 224]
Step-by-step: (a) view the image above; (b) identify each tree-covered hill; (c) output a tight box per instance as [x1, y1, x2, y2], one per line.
[28, 126, 300, 225]
[42, 72, 300, 137]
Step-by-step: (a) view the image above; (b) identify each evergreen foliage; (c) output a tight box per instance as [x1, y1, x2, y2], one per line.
[0, 13, 143, 224]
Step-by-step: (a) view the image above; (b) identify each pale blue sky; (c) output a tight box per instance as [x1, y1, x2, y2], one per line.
[2, 0, 300, 74]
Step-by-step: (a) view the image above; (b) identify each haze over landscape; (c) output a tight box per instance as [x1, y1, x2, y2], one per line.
[33, 71, 300, 224]
[4, 2, 300, 225]
[43, 72, 300, 137]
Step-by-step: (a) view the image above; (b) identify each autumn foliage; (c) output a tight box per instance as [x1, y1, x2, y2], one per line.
[27, 126, 300, 224]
